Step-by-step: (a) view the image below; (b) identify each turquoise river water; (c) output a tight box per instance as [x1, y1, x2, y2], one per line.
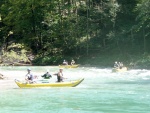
[0, 66, 150, 113]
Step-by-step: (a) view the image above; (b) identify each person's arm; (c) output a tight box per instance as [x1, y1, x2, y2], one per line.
[47, 73, 52, 78]
[25, 74, 29, 80]
[53, 73, 58, 76]
[0, 73, 4, 79]
[59, 73, 67, 79]
[41, 74, 44, 77]
[58, 73, 63, 78]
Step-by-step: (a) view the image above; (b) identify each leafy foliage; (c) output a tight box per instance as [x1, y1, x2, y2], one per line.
[0, 0, 150, 66]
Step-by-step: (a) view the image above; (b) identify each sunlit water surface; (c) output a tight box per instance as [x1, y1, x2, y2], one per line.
[0, 66, 150, 113]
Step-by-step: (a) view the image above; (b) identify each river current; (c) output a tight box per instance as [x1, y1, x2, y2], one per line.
[0, 66, 150, 113]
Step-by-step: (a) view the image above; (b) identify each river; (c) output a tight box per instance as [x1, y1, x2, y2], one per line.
[0, 66, 150, 113]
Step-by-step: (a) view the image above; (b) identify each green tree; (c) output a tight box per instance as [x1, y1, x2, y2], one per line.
[0, 0, 55, 53]
[135, 0, 150, 53]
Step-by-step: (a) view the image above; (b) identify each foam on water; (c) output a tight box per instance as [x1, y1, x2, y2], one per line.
[0, 66, 150, 113]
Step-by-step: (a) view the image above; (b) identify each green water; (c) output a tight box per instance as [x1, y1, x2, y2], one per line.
[0, 66, 150, 113]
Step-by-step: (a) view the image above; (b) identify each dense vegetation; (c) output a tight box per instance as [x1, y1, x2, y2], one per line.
[0, 0, 149, 68]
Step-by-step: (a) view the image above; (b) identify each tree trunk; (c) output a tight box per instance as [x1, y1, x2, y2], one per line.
[143, 28, 146, 53]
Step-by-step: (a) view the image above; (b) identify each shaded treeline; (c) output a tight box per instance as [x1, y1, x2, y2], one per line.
[0, 0, 149, 65]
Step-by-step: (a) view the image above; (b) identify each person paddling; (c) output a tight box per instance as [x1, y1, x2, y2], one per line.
[71, 59, 75, 65]
[114, 61, 119, 68]
[54, 68, 66, 82]
[62, 60, 68, 65]
[25, 68, 33, 83]
[41, 70, 52, 79]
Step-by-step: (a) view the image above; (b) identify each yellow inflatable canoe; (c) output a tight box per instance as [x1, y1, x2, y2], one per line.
[112, 67, 127, 72]
[59, 64, 79, 68]
[15, 78, 84, 88]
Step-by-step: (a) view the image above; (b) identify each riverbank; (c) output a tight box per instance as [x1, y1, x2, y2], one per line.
[78, 53, 150, 69]
[1, 52, 150, 69]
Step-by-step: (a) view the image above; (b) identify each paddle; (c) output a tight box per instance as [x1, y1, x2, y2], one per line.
[0, 73, 7, 79]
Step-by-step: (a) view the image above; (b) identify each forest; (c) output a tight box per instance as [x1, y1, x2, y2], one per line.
[0, 0, 150, 68]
